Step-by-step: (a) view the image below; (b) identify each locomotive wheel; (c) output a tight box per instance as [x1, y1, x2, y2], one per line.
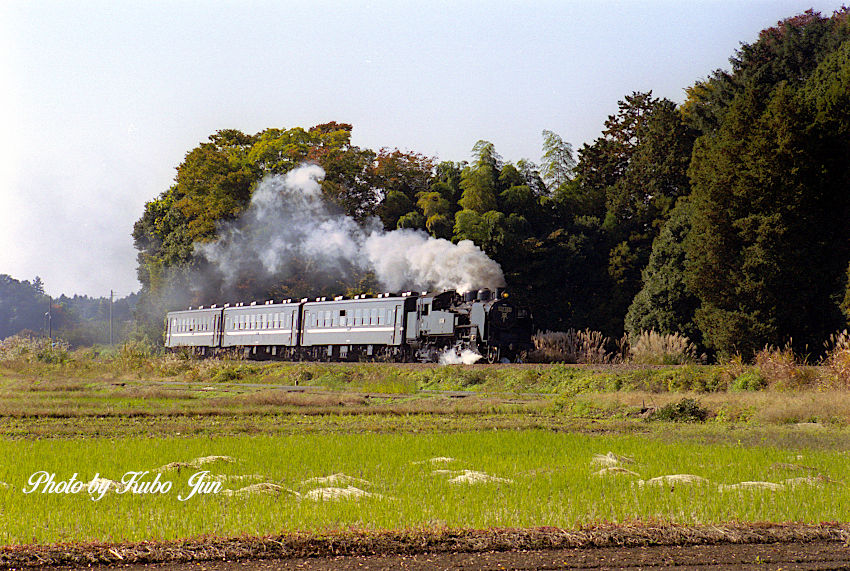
[487, 347, 500, 364]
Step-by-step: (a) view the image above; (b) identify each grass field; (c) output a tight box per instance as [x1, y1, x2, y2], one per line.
[2, 350, 850, 551]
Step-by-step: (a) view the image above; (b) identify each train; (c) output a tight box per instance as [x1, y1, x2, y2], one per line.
[164, 288, 533, 363]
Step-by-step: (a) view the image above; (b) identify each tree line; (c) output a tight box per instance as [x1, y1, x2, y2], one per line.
[0, 274, 137, 346]
[131, 9, 850, 357]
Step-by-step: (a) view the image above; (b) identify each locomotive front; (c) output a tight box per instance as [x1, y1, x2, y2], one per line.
[481, 293, 533, 362]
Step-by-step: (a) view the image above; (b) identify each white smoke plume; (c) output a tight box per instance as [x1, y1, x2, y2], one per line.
[438, 347, 484, 365]
[196, 164, 505, 297]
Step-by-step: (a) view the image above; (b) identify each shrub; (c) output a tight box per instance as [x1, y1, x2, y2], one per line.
[115, 340, 156, 372]
[731, 370, 767, 391]
[630, 330, 698, 365]
[0, 334, 70, 365]
[650, 397, 710, 422]
[822, 330, 850, 388]
[754, 345, 817, 390]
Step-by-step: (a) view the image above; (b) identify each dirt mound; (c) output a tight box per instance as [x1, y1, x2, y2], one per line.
[304, 485, 380, 501]
[301, 473, 372, 487]
[718, 481, 785, 492]
[593, 467, 639, 477]
[221, 483, 290, 497]
[591, 452, 635, 467]
[638, 474, 709, 487]
[156, 456, 236, 472]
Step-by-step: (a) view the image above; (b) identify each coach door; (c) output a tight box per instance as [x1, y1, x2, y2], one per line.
[212, 313, 222, 348]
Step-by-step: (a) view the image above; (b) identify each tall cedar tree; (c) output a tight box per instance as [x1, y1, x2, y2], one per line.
[685, 10, 850, 357]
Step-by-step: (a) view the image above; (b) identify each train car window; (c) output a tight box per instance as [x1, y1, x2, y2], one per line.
[371, 308, 378, 325]
[340, 312, 347, 327]
[354, 309, 360, 325]
[332, 312, 339, 327]
[422, 303, 430, 316]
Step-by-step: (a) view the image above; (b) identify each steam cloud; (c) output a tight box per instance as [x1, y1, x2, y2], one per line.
[196, 164, 505, 298]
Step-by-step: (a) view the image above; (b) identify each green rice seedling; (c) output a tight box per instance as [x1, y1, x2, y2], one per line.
[1, 430, 849, 545]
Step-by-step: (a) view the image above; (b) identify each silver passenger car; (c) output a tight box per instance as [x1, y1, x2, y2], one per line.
[164, 306, 223, 350]
[221, 300, 301, 350]
[300, 294, 414, 359]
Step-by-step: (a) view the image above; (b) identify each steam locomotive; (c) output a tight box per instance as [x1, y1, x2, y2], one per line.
[165, 288, 533, 363]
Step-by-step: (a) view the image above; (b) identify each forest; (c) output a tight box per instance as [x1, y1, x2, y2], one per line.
[0, 274, 137, 345]
[129, 9, 850, 359]
[5, 10, 849, 359]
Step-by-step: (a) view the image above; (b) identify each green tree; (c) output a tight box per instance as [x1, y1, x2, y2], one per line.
[625, 199, 700, 342]
[684, 10, 850, 356]
[458, 141, 500, 213]
[540, 130, 576, 190]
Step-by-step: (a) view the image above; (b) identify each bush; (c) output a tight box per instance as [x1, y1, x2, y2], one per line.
[754, 345, 817, 390]
[650, 397, 710, 422]
[731, 370, 767, 391]
[0, 334, 70, 366]
[822, 330, 850, 388]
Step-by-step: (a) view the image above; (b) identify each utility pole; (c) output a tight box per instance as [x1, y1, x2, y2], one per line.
[109, 290, 114, 346]
[44, 297, 52, 341]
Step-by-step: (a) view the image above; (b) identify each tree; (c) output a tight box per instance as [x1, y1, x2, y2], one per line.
[683, 10, 850, 356]
[371, 149, 435, 230]
[540, 130, 576, 190]
[458, 141, 500, 213]
[625, 199, 700, 342]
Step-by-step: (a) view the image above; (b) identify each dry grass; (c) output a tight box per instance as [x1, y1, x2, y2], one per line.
[630, 331, 699, 365]
[531, 329, 614, 364]
[586, 389, 850, 424]
[754, 345, 818, 390]
[822, 330, 850, 388]
[239, 389, 367, 408]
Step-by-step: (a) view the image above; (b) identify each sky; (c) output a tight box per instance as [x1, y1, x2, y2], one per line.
[1, 0, 846, 298]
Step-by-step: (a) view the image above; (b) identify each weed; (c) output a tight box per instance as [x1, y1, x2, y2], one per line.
[630, 331, 699, 365]
[755, 345, 817, 390]
[822, 330, 850, 388]
[731, 371, 767, 392]
[650, 398, 710, 423]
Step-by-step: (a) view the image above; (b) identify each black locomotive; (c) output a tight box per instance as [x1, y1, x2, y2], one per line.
[165, 288, 533, 363]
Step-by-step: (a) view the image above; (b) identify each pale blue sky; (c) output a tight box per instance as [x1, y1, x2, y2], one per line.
[1, 1, 845, 296]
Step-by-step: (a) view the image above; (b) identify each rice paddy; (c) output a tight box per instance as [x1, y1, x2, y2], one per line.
[3, 357, 850, 551]
[3, 430, 849, 546]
